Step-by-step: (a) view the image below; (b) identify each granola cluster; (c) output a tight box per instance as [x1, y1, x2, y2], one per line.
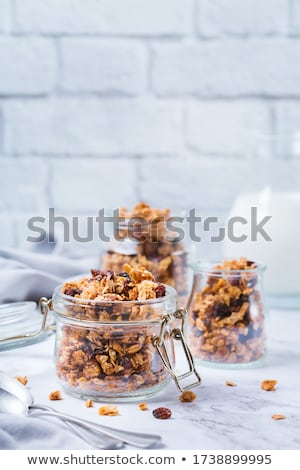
[189, 258, 265, 364]
[62, 264, 166, 303]
[101, 203, 189, 305]
[56, 266, 172, 398]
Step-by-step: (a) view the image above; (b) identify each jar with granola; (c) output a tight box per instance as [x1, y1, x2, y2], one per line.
[188, 258, 267, 367]
[101, 203, 190, 307]
[52, 265, 201, 401]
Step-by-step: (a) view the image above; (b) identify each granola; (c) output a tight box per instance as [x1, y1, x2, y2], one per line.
[98, 406, 119, 416]
[138, 402, 148, 411]
[225, 381, 237, 387]
[101, 203, 189, 305]
[15, 376, 28, 386]
[56, 266, 173, 399]
[272, 414, 286, 420]
[179, 391, 197, 402]
[49, 390, 62, 401]
[189, 258, 265, 365]
[85, 399, 94, 408]
[261, 380, 277, 391]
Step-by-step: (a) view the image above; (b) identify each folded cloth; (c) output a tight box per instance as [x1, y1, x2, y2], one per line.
[0, 237, 98, 303]
[0, 413, 90, 450]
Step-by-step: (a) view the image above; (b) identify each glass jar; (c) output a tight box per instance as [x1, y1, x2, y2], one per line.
[101, 211, 190, 307]
[187, 260, 267, 368]
[51, 285, 201, 401]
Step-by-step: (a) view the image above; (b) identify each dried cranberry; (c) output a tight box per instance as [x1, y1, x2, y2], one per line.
[122, 279, 130, 295]
[155, 284, 166, 298]
[247, 260, 256, 267]
[105, 270, 115, 278]
[229, 275, 240, 287]
[118, 272, 131, 280]
[64, 288, 82, 297]
[91, 269, 105, 278]
[152, 407, 172, 420]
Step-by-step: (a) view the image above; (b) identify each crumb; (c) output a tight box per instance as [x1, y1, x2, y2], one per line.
[226, 381, 237, 387]
[49, 390, 62, 401]
[261, 380, 278, 391]
[15, 376, 28, 386]
[85, 399, 94, 408]
[98, 406, 119, 416]
[179, 391, 197, 402]
[272, 414, 286, 420]
[138, 402, 148, 411]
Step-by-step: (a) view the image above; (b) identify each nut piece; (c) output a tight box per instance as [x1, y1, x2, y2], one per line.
[152, 407, 172, 420]
[226, 381, 237, 387]
[179, 391, 197, 402]
[98, 406, 119, 416]
[85, 399, 94, 408]
[138, 402, 148, 411]
[261, 380, 277, 391]
[49, 390, 62, 401]
[272, 414, 286, 420]
[15, 376, 28, 386]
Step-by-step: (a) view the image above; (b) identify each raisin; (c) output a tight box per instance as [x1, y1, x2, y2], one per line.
[118, 272, 131, 280]
[91, 269, 103, 277]
[64, 288, 82, 297]
[155, 284, 166, 298]
[122, 279, 130, 295]
[153, 407, 172, 419]
[212, 303, 231, 319]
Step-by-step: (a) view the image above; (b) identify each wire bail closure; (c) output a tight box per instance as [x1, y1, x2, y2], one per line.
[152, 308, 202, 392]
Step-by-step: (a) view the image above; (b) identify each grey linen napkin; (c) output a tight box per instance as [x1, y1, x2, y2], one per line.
[0, 414, 90, 450]
[0, 238, 98, 303]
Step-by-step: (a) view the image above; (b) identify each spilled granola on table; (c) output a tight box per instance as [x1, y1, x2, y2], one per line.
[56, 265, 172, 398]
[49, 390, 62, 401]
[189, 258, 265, 365]
[261, 380, 277, 391]
[101, 202, 189, 306]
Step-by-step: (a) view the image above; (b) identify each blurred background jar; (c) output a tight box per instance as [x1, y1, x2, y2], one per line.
[187, 259, 267, 368]
[101, 203, 191, 307]
[223, 133, 300, 309]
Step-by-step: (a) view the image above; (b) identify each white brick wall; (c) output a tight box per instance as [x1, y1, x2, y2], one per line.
[186, 102, 271, 156]
[0, 38, 56, 95]
[61, 40, 147, 94]
[197, 0, 288, 37]
[0, 0, 10, 32]
[0, 0, 298, 250]
[3, 99, 182, 155]
[152, 40, 300, 96]
[14, 0, 191, 35]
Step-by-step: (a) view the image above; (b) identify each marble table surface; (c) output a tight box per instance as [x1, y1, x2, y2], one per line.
[1, 309, 299, 450]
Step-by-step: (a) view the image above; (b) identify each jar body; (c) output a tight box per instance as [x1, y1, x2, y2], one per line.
[188, 261, 267, 368]
[53, 287, 177, 401]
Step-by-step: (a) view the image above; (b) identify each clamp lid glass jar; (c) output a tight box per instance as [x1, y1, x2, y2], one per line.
[101, 203, 190, 306]
[187, 258, 267, 368]
[51, 270, 201, 401]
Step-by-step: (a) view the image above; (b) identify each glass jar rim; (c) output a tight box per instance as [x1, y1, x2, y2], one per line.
[54, 283, 176, 306]
[52, 284, 177, 325]
[190, 259, 266, 275]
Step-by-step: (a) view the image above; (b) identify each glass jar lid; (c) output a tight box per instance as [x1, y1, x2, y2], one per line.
[0, 300, 55, 351]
